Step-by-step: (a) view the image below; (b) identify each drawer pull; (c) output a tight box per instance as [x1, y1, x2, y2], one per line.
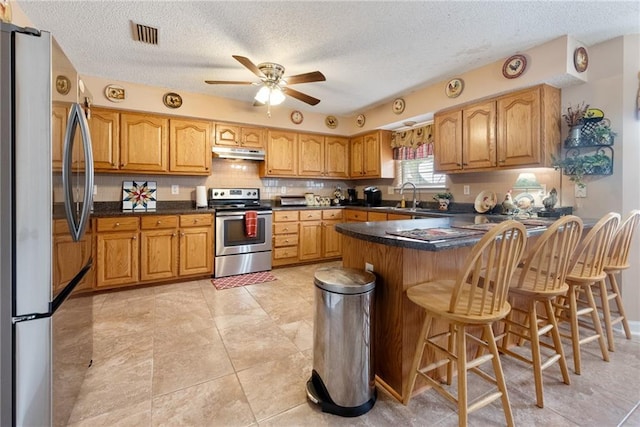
[284, 239, 289, 243]
[115, 222, 120, 227]
[283, 227, 289, 232]
[132, 236, 137, 240]
[181, 232, 185, 237]
[172, 233, 176, 237]
[157, 220, 162, 225]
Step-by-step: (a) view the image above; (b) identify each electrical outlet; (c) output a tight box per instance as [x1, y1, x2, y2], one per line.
[388, 186, 395, 195]
[575, 183, 587, 198]
[93, 185, 98, 195]
[463, 185, 470, 195]
[280, 186, 287, 194]
[365, 262, 374, 273]
[171, 184, 179, 195]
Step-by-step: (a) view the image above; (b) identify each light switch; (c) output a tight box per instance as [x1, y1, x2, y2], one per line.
[171, 184, 179, 195]
[463, 185, 470, 195]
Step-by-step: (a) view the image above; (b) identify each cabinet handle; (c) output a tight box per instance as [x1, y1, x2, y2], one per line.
[462, 162, 468, 166]
[283, 227, 289, 232]
[181, 232, 185, 236]
[156, 220, 162, 225]
[132, 235, 137, 240]
[172, 233, 176, 237]
[456, 163, 462, 166]
[499, 159, 506, 163]
[284, 239, 289, 243]
[307, 214, 312, 218]
[115, 222, 120, 227]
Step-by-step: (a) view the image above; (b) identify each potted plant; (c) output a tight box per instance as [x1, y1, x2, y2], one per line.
[552, 152, 612, 188]
[587, 121, 616, 146]
[433, 192, 453, 211]
[562, 102, 589, 147]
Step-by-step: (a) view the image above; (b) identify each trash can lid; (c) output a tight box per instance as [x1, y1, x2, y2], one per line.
[314, 267, 375, 294]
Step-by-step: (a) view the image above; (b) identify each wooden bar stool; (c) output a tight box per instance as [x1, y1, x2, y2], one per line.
[555, 212, 620, 375]
[596, 210, 640, 351]
[498, 215, 583, 408]
[404, 220, 527, 427]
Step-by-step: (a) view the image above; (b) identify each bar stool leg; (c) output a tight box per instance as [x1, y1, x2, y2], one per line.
[528, 300, 544, 408]
[457, 324, 468, 427]
[568, 285, 582, 375]
[403, 313, 434, 405]
[545, 299, 571, 386]
[598, 278, 616, 352]
[485, 324, 514, 427]
[609, 272, 632, 340]
[584, 283, 610, 362]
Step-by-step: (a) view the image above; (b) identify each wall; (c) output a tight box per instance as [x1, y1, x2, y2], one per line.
[561, 35, 640, 330]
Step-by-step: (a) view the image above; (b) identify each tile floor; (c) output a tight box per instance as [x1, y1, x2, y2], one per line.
[68, 261, 640, 426]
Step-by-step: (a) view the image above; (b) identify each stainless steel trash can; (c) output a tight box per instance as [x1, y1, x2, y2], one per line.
[306, 266, 376, 417]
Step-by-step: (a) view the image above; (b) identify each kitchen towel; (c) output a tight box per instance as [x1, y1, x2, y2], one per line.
[245, 211, 258, 237]
[196, 185, 208, 207]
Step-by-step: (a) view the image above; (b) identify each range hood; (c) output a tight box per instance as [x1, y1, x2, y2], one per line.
[211, 146, 265, 161]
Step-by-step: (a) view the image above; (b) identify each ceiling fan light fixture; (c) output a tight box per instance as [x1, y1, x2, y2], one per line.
[254, 85, 285, 106]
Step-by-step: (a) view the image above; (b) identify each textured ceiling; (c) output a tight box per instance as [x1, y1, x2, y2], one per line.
[16, 1, 640, 116]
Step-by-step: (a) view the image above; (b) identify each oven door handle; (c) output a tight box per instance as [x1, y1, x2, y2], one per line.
[215, 211, 273, 218]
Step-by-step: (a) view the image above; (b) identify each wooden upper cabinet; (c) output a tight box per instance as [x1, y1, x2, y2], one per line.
[350, 130, 393, 179]
[496, 85, 558, 167]
[434, 84, 560, 173]
[325, 136, 349, 178]
[120, 113, 169, 172]
[215, 123, 264, 148]
[169, 118, 211, 174]
[434, 109, 463, 172]
[463, 100, 496, 170]
[299, 133, 325, 177]
[261, 130, 298, 176]
[52, 103, 67, 170]
[90, 108, 120, 171]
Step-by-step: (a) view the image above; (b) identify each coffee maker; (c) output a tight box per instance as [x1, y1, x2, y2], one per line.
[346, 188, 358, 205]
[363, 187, 382, 207]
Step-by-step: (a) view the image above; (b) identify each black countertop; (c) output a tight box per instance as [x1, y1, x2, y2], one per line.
[335, 214, 596, 252]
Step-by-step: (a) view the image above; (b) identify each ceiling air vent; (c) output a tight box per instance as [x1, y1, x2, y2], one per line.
[131, 21, 158, 45]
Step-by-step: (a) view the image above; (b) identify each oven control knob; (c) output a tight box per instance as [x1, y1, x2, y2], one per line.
[220, 191, 225, 196]
[214, 192, 218, 196]
[252, 191, 257, 196]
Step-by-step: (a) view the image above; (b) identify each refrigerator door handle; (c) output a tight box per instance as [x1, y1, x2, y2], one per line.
[62, 103, 94, 242]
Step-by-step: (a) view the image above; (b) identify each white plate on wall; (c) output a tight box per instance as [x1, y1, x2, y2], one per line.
[514, 192, 535, 210]
[474, 190, 497, 213]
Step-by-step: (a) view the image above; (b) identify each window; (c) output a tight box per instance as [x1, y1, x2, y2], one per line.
[397, 157, 446, 189]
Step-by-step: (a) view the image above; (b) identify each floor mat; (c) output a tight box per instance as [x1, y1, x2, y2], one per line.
[211, 271, 278, 290]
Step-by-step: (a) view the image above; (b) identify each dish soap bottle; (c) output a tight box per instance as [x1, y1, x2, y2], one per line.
[400, 195, 406, 208]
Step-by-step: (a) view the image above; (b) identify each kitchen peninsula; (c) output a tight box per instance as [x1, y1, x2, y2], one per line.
[335, 215, 587, 402]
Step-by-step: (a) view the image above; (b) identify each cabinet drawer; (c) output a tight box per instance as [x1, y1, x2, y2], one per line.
[141, 215, 179, 230]
[274, 223, 298, 235]
[322, 209, 343, 220]
[345, 210, 367, 222]
[300, 210, 322, 221]
[367, 212, 388, 222]
[54, 218, 93, 235]
[96, 217, 139, 232]
[180, 214, 213, 227]
[274, 234, 298, 247]
[273, 247, 298, 260]
[274, 210, 299, 222]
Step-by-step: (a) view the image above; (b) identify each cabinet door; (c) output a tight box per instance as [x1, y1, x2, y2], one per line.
[241, 127, 264, 148]
[299, 221, 323, 261]
[179, 227, 213, 276]
[367, 212, 388, 222]
[215, 123, 240, 147]
[120, 113, 168, 172]
[52, 104, 67, 171]
[350, 135, 364, 177]
[325, 136, 349, 178]
[362, 132, 381, 177]
[96, 232, 139, 288]
[463, 101, 496, 170]
[140, 229, 178, 281]
[264, 131, 297, 176]
[497, 87, 541, 167]
[434, 109, 463, 172]
[322, 220, 342, 258]
[169, 119, 211, 174]
[90, 108, 120, 171]
[52, 234, 93, 296]
[299, 133, 325, 177]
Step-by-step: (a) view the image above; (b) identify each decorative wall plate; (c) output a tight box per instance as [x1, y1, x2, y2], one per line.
[104, 84, 125, 102]
[356, 114, 366, 127]
[56, 75, 71, 95]
[163, 92, 182, 108]
[325, 115, 338, 129]
[574, 47, 588, 73]
[502, 54, 527, 79]
[290, 110, 304, 124]
[392, 98, 405, 114]
[445, 78, 464, 98]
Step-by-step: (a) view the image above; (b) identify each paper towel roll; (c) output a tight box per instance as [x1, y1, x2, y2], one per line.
[196, 186, 207, 207]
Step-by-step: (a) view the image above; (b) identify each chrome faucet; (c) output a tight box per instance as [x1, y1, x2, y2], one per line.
[400, 182, 418, 209]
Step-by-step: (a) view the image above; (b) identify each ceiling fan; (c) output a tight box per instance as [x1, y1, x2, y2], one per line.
[205, 55, 326, 110]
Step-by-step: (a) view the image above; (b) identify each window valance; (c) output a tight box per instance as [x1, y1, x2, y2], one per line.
[391, 123, 434, 160]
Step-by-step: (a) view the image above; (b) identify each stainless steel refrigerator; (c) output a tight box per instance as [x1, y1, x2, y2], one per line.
[0, 23, 94, 426]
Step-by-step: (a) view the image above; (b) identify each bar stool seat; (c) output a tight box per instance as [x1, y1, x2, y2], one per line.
[403, 220, 527, 427]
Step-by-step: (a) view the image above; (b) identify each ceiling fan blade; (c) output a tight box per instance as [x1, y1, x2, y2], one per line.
[283, 87, 321, 106]
[253, 100, 265, 107]
[232, 55, 264, 78]
[285, 71, 326, 85]
[204, 80, 255, 85]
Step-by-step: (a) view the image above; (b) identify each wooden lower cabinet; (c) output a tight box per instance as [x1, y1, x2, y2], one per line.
[345, 209, 368, 222]
[96, 214, 213, 290]
[299, 210, 323, 261]
[52, 219, 93, 296]
[272, 210, 299, 266]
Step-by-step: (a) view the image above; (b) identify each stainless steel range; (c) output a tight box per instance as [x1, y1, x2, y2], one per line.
[209, 188, 273, 278]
